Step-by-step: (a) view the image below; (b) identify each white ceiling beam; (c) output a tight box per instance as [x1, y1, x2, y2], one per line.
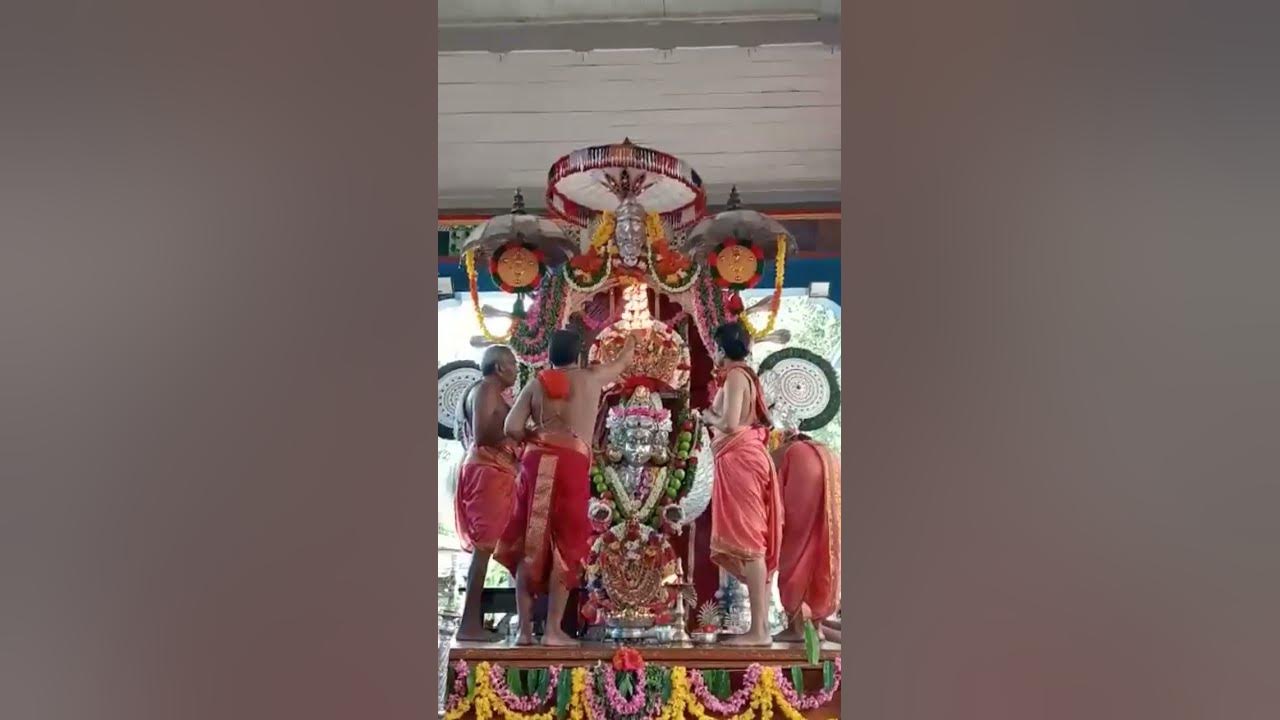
[438, 17, 839, 53]
[439, 0, 839, 25]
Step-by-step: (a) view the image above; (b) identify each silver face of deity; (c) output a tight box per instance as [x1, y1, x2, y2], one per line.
[622, 427, 654, 466]
[613, 197, 647, 268]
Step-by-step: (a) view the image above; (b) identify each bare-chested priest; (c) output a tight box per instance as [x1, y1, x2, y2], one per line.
[453, 345, 521, 641]
[698, 321, 783, 646]
[495, 328, 636, 646]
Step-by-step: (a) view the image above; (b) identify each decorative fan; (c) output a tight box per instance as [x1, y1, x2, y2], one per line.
[758, 347, 841, 432]
[437, 360, 482, 440]
[676, 426, 715, 525]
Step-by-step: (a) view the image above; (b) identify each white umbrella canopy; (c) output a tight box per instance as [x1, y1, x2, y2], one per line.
[683, 186, 799, 261]
[456, 190, 579, 268]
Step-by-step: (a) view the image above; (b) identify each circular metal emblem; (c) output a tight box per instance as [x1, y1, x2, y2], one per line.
[494, 245, 540, 289]
[715, 244, 759, 285]
[437, 360, 482, 439]
[758, 347, 840, 432]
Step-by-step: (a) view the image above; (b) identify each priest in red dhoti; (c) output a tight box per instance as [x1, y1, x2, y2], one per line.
[496, 328, 636, 646]
[770, 428, 841, 642]
[453, 345, 521, 641]
[698, 321, 783, 646]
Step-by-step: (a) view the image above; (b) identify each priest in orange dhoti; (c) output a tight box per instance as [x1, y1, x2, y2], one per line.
[770, 428, 841, 642]
[495, 329, 635, 646]
[698, 321, 783, 646]
[453, 345, 521, 642]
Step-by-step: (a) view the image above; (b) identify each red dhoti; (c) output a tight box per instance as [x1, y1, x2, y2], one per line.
[454, 443, 519, 554]
[709, 426, 783, 582]
[494, 433, 593, 594]
[774, 438, 841, 622]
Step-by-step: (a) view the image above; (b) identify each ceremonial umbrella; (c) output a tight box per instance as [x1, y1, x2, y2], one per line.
[456, 189, 579, 268]
[683, 186, 799, 260]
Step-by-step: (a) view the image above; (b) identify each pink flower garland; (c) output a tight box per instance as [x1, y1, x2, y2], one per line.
[689, 664, 763, 715]
[588, 665, 666, 720]
[601, 665, 647, 715]
[487, 663, 563, 712]
[581, 671, 608, 720]
[772, 658, 843, 711]
[446, 660, 469, 711]
[449, 659, 841, 717]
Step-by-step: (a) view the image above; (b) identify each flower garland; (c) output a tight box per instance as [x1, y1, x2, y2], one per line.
[569, 667, 589, 720]
[444, 660, 841, 720]
[689, 665, 762, 716]
[597, 464, 668, 521]
[646, 213, 697, 293]
[447, 660, 471, 713]
[689, 271, 731, 351]
[567, 213, 615, 292]
[738, 238, 787, 340]
[772, 659, 842, 712]
[601, 665, 647, 715]
[592, 212, 616, 251]
[508, 270, 569, 363]
[465, 249, 514, 343]
[488, 663, 563, 713]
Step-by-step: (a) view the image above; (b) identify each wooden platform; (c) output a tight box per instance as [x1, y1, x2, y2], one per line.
[448, 639, 840, 669]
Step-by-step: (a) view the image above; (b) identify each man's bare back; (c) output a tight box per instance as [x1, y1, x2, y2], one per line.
[504, 333, 637, 442]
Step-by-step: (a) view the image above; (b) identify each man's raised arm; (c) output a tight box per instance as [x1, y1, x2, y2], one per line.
[592, 332, 638, 385]
[503, 381, 536, 442]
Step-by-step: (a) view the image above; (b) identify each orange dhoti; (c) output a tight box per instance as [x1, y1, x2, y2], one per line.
[709, 426, 783, 582]
[775, 438, 841, 622]
[494, 434, 593, 594]
[454, 443, 519, 555]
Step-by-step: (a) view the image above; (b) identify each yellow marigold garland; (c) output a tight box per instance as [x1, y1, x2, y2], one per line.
[740, 238, 787, 340]
[446, 662, 826, 720]
[464, 249, 514, 343]
[591, 212, 616, 251]
[568, 667, 588, 720]
[644, 212, 665, 248]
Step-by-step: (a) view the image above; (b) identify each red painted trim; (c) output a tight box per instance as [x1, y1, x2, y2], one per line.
[437, 209, 840, 226]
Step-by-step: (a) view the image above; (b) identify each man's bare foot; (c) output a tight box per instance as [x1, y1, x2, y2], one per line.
[456, 627, 502, 642]
[722, 629, 773, 647]
[514, 632, 536, 646]
[771, 627, 804, 644]
[541, 628, 580, 647]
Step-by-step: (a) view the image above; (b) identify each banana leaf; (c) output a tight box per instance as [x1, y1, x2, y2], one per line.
[803, 619, 820, 665]
[533, 668, 548, 698]
[822, 660, 835, 691]
[556, 671, 572, 717]
[466, 666, 476, 697]
[791, 666, 805, 694]
[619, 671, 634, 697]
[508, 667, 525, 696]
[705, 669, 730, 699]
